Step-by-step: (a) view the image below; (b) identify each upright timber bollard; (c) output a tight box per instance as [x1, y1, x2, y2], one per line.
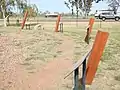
[85, 31, 109, 85]
[21, 10, 28, 29]
[88, 18, 94, 33]
[64, 30, 109, 90]
[84, 18, 95, 44]
[60, 23, 63, 33]
[55, 15, 61, 32]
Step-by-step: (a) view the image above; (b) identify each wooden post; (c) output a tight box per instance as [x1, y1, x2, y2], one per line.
[82, 59, 86, 90]
[55, 15, 61, 32]
[88, 18, 94, 33]
[84, 18, 95, 44]
[21, 11, 28, 29]
[84, 28, 90, 44]
[60, 23, 63, 33]
[85, 31, 109, 85]
[73, 68, 79, 90]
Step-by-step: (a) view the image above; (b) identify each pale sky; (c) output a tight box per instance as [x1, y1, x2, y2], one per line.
[27, 0, 109, 14]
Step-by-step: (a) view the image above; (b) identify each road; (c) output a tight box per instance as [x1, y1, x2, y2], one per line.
[0, 18, 119, 25]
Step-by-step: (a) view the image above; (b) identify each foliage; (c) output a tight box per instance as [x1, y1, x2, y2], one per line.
[0, 0, 27, 18]
[108, 0, 120, 14]
[23, 4, 39, 17]
[64, 0, 94, 17]
[96, 0, 120, 14]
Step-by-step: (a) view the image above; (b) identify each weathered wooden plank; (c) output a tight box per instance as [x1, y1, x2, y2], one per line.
[84, 18, 94, 44]
[55, 15, 61, 32]
[88, 18, 94, 33]
[21, 10, 28, 29]
[85, 30, 109, 85]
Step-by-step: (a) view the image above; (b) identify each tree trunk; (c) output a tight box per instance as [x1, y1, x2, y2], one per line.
[1, 5, 7, 27]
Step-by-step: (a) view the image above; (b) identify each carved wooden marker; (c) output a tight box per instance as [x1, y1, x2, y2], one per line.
[55, 15, 61, 32]
[21, 10, 28, 29]
[88, 18, 95, 33]
[84, 18, 95, 44]
[85, 30, 109, 85]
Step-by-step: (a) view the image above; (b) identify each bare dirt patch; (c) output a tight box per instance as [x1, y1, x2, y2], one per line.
[0, 27, 75, 90]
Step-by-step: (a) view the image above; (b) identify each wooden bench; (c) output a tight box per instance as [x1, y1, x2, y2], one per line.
[64, 30, 109, 90]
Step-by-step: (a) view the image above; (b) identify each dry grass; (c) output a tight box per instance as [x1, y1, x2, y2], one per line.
[0, 21, 120, 90]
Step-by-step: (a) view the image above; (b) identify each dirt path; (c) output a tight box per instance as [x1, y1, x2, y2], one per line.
[32, 35, 74, 90]
[20, 34, 74, 90]
[0, 32, 74, 90]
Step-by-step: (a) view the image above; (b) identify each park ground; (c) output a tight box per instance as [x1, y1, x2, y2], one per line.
[0, 20, 120, 90]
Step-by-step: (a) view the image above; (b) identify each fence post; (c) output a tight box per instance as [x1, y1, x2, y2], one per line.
[74, 68, 79, 90]
[82, 59, 86, 90]
[86, 31, 109, 85]
[55, 15, 61, 32]
[21, 10, 28, 29]
[60, 23, 63, 33]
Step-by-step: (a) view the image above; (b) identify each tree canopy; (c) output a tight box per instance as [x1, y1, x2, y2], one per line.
[0, 0, 27, 16]
[64, 0, 94, 17]
[96, 0, 120, 13]
[64, 0, 120, 17]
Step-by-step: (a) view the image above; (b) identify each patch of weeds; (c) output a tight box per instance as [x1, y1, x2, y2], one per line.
[57, 50, 62, 56]
[101, 49, 113, 62]
[56, 41, 62, 45]
[8, 81, 12, 84]
[28, 71, 35, 74]
[73, 55, 80, 62]
[37, 56, 46, 61]
[106, 66, 116, 70]
[35, 56, 46, 60]
[59, 39, 63, 41]
[20, 62, 31, 66]
[26, 66, 35, 70]
[114, 75, 120, 81]
[74, 51, 81, 56]
[53, 54, 57, 58]
[75, 46, 81, 49]
[25, 57, 33, 61]
[74, 39, 80, 43]
[64, 33, 70, 36]
[97, 67, 102, 73]
[47, 38, 51, 41]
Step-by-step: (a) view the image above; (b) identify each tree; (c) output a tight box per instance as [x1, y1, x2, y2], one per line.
[15, 0, 27, 14]
[23, 4, 39, 17]
[108, 0, 120, 14]
[64, 0, 75, 15]
[95, 0, 104, 3]
[96, 0, 120, 14]
[64, 0, 94, 18]
[0, 0, 27, 27]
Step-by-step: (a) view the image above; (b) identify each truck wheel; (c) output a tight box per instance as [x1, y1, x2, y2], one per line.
[115, 17, 119, 21]
[102, 17, 106, 21]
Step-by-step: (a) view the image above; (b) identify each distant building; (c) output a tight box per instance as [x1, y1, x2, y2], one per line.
[45, 13, 58, 18]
